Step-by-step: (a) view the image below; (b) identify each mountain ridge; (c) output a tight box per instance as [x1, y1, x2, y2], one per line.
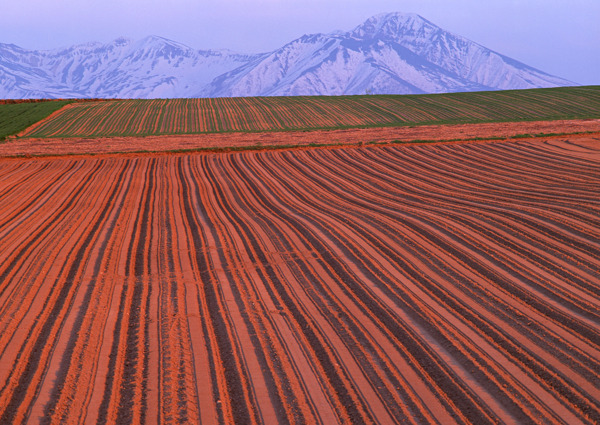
[0, 12, 575, 99]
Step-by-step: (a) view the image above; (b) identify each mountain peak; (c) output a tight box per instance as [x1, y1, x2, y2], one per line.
[140, 35, 172, 44]
[111, 37, 132, 47]
[351, 12, 434, 40]
[135, 35, 192, 51]
[128, 35, 198, 60]
[371, 12, 423, 22]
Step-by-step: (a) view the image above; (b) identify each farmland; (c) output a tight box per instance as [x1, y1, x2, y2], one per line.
[0, 118, 599, 158]
[0, 138, 599, 424]
[17, 86, 600, 138]
[0, 100, 72, 141]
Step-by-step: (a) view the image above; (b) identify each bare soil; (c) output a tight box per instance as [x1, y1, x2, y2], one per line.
[2, 118, 599, 157]
[0, 136, 599, 424]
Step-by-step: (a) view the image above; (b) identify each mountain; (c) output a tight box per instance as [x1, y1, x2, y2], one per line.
[0, 13, 575, 99]
[0, 36, 259, 99]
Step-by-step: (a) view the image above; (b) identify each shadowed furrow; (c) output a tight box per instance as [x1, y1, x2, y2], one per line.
[0, 138, 599, 424]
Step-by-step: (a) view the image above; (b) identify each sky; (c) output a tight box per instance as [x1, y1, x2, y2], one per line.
[1, 0, 598, 85]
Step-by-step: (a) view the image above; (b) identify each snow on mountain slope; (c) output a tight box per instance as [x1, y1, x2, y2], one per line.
[206, 12, 573, 97]
[350, 13, 572, 90]
[203, 29, 490, 97]
[0, 12, 575, 99]
[0, 36, 259, 98]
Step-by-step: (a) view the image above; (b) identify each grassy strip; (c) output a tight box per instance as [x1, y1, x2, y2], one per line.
[382, 130, 599, 145]
[0, 101, 73, 141]
[4, 130, 596, 160]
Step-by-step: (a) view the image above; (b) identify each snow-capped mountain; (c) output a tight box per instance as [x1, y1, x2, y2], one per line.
[0, 12, 574, 99]
[0, 36, 260, 99]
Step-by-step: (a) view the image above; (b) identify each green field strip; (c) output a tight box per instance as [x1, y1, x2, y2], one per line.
[0, 101, 73, 141]
[17, 86, 600, 139]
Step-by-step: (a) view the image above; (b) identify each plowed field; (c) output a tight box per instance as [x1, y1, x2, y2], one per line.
[1, 139, 599, 424]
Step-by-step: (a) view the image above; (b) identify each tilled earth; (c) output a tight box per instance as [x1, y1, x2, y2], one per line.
[1, 119, 599, 157]
[0, 137, 599, 424]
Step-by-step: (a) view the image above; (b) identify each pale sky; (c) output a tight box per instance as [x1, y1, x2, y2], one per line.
[1, 0, 598, 85]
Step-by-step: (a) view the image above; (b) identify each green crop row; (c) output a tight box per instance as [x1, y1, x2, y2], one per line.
[12, 86, 600, 139]
[0, 101, 73, 141]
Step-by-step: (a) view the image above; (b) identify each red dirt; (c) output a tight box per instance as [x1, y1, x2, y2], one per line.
[0, 138, 599, 424]
[2, 118, 599, 157]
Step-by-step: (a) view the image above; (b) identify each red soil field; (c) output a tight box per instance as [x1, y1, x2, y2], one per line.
[0, 139, 599, 424]
[2, 118, 600, 157]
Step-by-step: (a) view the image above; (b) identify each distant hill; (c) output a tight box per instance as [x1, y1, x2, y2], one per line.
[0, 12, 575, 99]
